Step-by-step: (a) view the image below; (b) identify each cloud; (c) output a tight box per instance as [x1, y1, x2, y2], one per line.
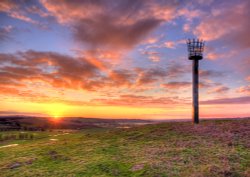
[74, 17, 162, 50]
[0, 50, 102, 91]
[237, 57, 250, 76]
[134, 62, 190, 86]
[141, 50, 161, 62]
[200, 70, 225, 78]
[199, 80, 220, 89]
[0, 0, 50, 30]
[178, 7, 203, 21]
[246, 76, 250, 82]
[135, 67, 166, 85]
[0, 111, 48, 117]
[9, 11, 37, 24]
[161, 82, 191, 89]
[41, 0, 179, 51]
[0, 50, 192, 99]
[207, 86, 230, 94]
[205, 50, 236, 60]
[143, 37, 159, 45]
[237, 86, 250, 95]
[201, 96, 250, 104]
[165, 41, 175, 49]
[41, 0, 179, 24]
[91, 94, 189, 107]
[0, 25, 13, 41]
[164, 39, 186, 49]
[108, 69, 135, 87]
[161, 80, 228, 93]
[0, 0, 38, 24]
[194, 1, 250, 48]
[26, 4, 50, 18]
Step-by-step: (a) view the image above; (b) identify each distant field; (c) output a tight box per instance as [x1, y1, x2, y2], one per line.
[0, 119, 249, 177]
[0, 116, 152, 130]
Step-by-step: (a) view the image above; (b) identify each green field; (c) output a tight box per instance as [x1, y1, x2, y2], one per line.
[0, 119, 249, 177]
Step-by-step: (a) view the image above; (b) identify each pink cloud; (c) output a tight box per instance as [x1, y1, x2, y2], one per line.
[207, 86, 230, 94]
[165, 41, 175, 49]
[246, 76, 250, 82]
[134, 63, 190, 86]
[200, 70, 225, 78]
[74, 17, 161, 49]
[41, 0, 179, 51]
[141, 50, 161, 62]
[164, 40, 185, 49]
[201, 96, 250, 104]
[194, 1, 250, 49]
[0, 0, 38, 24]
[237, 86, 250, 95]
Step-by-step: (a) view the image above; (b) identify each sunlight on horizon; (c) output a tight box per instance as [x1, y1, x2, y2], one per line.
[46, 103, 68, 119]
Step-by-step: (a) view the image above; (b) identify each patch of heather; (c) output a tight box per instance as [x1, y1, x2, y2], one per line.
[169, 119, 250, 148]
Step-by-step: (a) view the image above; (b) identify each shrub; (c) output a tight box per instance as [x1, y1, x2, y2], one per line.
[29, 133, 34, 139]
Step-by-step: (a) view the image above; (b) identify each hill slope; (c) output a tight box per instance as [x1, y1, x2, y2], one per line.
[0, 119, 249, 176]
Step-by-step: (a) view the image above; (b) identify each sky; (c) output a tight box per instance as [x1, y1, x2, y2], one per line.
[0, 0, 250, 119]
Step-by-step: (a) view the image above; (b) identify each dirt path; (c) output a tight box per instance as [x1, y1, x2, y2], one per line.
[0, 144, 19, 149]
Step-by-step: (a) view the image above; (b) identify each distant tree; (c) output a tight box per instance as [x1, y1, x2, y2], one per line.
[19, 133, 24, 139]
[30, 133, 34, 139]
[11, 134, 16, 140]
[24, 133, 28, 139]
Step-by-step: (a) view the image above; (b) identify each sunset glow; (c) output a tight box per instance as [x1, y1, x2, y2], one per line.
[0, 0, 250, 119]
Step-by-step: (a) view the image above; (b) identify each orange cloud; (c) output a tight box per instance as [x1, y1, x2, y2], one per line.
[237, 86, 250, 95]
[0, 50, 193, 98]
[161, 82, 191, 89]
[0, 50, 101, 91]
[109, 70, 135, 87]
[92, 94, 190, 107]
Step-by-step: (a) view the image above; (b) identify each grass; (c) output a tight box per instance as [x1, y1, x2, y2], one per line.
[0, 119, 249, 177]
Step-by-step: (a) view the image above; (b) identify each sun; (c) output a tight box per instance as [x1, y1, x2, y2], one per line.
[46, 103, 68, 119]
[51, 115, 62, 123]
[53, 115, 60, 120]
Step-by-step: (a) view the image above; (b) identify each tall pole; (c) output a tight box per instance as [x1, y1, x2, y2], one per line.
[193, 60, 199, 124]
[187, 39, 204, 124]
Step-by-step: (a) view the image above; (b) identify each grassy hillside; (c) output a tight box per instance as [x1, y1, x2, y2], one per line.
[0, 119, 249, 177]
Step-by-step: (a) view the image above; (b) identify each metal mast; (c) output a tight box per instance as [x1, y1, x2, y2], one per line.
[187, 39, 205, 124]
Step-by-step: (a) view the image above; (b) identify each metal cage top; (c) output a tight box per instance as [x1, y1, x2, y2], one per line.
[187, 39, 205, 60]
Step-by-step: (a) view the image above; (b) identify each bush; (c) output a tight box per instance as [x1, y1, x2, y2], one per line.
[0, 132, 35, 141]
[29, 133, 34, 139]
[18, 133, 24, 140]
